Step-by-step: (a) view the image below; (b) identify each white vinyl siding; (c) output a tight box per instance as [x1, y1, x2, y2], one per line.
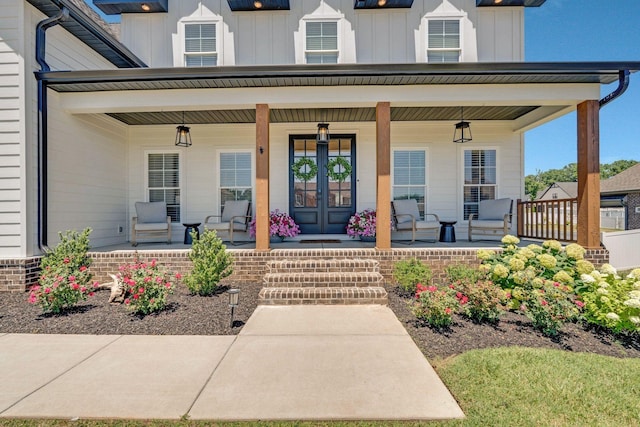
[463, 149, 497, 220]
[427, 19, 460, 63]
[305, 21, 338, 64]
[393, 150, 427, 217]
[219, 152, 252, 212]
[184, 23, 217, 67]
[147, 153, 181, 222]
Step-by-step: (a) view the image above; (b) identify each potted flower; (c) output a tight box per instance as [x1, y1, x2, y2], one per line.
[249, 209, 300, 242]
[346, 209, 377, 241]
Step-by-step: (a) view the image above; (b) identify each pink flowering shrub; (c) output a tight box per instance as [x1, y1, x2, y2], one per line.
[30, 228, 98, 314]
[411, 283, 458, 329]
[346, 209, 377, 238]
[118, 259, 178, 315]
[249, 210, 300, 238]
[451, 279, 506, 324]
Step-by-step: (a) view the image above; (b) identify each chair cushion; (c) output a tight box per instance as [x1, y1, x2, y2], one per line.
[135, 201, 167, 224]
[415, 221, 440, 230]
[135, 223, 169, 231]
[392, 199, 421, 224]
[221, 200, 250, 226]
[478, 198, 511, 220]
[471, 219, 506, 229]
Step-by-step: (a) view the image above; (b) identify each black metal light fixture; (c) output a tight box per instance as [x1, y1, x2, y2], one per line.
[317, 122, 330, 144]
[175, 111, 192, 147]
[228, 288, 240, 328]
[453, 107, 472, 144]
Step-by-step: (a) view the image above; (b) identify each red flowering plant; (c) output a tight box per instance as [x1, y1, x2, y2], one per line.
[30, 228, 99, 314]
[249, 209, 300, 239]
[410, 283, 458, 329]
[450, 279, 507, 324]
[118, 259, 179, 315]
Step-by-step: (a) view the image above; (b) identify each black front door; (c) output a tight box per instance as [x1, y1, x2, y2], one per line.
[289, 135, 356, 234]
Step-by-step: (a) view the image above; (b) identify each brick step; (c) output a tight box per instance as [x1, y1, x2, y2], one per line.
[263, 271, 383, 288]
[266, 258, 379, 274]
[258, 286, 388, 305]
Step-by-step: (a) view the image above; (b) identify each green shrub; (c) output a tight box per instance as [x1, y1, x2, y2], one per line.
[393, 258, 432, 294]
[581, 266, 640, 333]
[452, 279, 506, 324]
[29, 228, 96, 314]
[120, 259, 176, 315]
[184, 229, 233, 296]
[514, 280, 581, 337]
[411, 284, 457, 329]
[445, 264, 485, 284]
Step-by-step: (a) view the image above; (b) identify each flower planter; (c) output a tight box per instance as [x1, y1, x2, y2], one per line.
[359, 235, 376, 242]
[270, 236, 284, 243]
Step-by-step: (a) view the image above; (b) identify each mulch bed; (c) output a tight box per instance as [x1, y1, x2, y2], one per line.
[1, 282, 639, 360]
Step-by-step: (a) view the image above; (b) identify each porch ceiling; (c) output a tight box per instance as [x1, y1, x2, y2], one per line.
[106, 105, 539, 125]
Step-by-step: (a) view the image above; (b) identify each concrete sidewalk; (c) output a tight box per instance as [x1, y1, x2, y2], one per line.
[0, 305, 464, 421]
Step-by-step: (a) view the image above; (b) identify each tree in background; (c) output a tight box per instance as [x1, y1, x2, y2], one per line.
[525, 159, 638, 200]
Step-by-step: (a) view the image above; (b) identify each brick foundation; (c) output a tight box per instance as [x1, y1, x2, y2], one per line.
[0, 246, 611, 292]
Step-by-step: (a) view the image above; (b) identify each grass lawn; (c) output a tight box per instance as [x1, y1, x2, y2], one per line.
[1, 347, 638, 427]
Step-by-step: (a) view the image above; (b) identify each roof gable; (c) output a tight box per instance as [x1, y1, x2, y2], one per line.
[601, 163, 640, 194]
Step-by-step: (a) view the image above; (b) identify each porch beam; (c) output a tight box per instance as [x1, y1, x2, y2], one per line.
[576, 100, 601, 248]
[256, 104, 270, 251]
[376, 102, 391, 250]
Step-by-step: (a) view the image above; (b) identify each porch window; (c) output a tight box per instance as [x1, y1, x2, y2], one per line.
[305, 21, 338, 64]
[427, 19, 460, 63]
[184, 23, 217, 67]
[147, 153, 180, 222]
[393, 150, 427, 217]
[463, 149, 496, 220]
[219, 152, 252, 212]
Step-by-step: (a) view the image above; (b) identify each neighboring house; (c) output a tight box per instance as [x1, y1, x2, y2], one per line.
[536, 182, 577, 201]
[1, 0, 638, 288]
[601, 163, 640, 230]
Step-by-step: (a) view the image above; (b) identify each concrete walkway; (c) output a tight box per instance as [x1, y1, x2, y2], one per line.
[0, 305, 464, 421]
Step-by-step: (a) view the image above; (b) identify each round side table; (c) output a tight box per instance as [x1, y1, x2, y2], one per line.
[439, 221, 457, 243]
[182, 223, 201, 244]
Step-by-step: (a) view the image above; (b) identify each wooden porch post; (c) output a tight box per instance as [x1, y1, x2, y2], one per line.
[255, 104, 270, 251]
[576, 100, 601, 248]
[376, 102, 391, 250]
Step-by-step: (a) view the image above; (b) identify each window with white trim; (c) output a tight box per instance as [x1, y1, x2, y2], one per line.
[147, 153, 180, 222]
[184, 23, 217, 67]
[393, 150, 427, 217]
[219, 152, 252, 213]
[427, 19, 460, 63]
[305, 21, 338, 64]
[463, 149, 497, 220]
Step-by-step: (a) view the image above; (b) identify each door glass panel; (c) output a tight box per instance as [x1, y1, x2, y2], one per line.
[327, 138, 352, 208]
[293, 139, 318, 208]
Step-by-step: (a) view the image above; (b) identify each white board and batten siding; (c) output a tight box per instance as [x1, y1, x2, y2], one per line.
[120, 0, 524, 67]
[0, 2, 125, 258]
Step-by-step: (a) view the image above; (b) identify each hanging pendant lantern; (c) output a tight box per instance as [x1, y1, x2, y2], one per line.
[175, 111, 192, 147]
[453, 107, 472, 144]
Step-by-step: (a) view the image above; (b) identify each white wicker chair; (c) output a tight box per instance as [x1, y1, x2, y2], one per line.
[391, 199, 440, 244]
[203, 200, 252, 245]
[131, 201, 171, 246]
[468, 198, 513, 241]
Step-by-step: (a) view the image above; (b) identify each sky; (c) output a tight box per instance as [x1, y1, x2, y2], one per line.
[86, 1, 639, 175]
[524, 0, 640, 175]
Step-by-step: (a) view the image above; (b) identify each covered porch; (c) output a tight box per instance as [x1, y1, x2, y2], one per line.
[35, 62, 638, 256]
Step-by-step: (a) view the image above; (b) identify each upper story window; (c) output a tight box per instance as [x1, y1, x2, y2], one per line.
[305, 21, 338, 64]
[427, 19, 460, 63]
[184, 23, 217, 67]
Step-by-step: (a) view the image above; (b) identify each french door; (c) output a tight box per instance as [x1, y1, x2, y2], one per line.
[289, 135, 356, 234]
